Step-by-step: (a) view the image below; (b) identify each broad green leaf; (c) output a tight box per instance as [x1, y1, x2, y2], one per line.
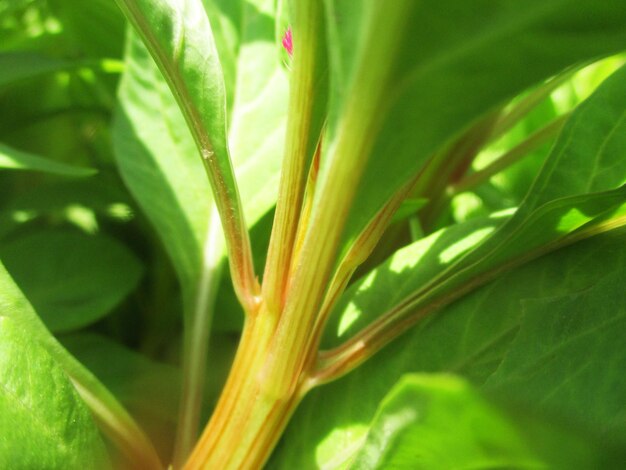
[350, 375, 541, 470]
[0, 262, 161, 468]
[323, 213, 508, 344]
[336, 63, 626, 345]
[0, 142, 96, 177]
[113, 0, 257, 305]
[113, 33, 210, 302]
[227, 0, 288, 222]
[270, 230, 626, 468]
[431, 64, 626, 298]
[114, 0, 287, 308]
[0, 316, 109, 469]
[485, 269, 626, 440]
[321, 0, 626, 253]
[0, 230, 143, 333]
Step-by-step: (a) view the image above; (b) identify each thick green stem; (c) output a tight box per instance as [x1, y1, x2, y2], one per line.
[183, 313, 303, 469]
[260, 0, 412, 399]
[262, 0, 325, 317]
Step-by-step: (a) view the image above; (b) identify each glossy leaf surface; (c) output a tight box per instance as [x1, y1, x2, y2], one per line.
[0, 316, 108, 469]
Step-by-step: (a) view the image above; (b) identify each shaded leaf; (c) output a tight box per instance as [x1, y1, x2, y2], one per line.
[0, 230, 143, 333]
[113, 33, 209, 302]
[351, 374, 542, 470]
[62, 333, 181, 453]
[485, 270, 626, 441]
[322, 0, 626, 253]
[0, 52, 71, 88]
[0, 142, 96, 177]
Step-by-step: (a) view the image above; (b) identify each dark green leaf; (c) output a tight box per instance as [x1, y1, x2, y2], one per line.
[0, 230, 143, 333]
[0, 52, 71, 88]
[0, 142, 97, 177]
[62, 333, 181, 450]
[322, 0, 626, 252]
[271, 230, 626, 468]
[350, 374, 542, 470]
[485, 270, 626, 441]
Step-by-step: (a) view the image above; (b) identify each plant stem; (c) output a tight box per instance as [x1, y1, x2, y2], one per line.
[302, 176, 418, 371]
[262, 0, 325, 317]
[259, 0, 413, 400]
[115, 0, 259, 313]
[183, 313, 303, 469]
[173, 208, 224, 467]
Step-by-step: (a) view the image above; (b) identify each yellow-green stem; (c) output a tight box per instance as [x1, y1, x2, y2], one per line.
[263, 0, 324, 317]
[260, 1, 412, 399]
[183, 311, 304, 469]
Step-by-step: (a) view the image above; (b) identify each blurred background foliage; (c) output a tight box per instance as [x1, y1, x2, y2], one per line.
[1, 0, 624, 460]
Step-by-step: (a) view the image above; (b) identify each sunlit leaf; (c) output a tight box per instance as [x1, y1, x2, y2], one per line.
[0, 316, 109, 469]
[272, 230, 626, 468]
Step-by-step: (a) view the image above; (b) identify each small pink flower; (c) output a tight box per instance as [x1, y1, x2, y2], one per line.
[282, 27, 293, 57]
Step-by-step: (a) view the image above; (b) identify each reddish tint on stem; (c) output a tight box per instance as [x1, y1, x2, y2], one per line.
[282, 27, 293, 56]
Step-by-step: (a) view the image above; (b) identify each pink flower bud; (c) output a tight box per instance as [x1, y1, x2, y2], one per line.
[282, 27, 293, 57]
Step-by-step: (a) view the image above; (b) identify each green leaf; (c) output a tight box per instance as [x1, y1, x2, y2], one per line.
[0, 52, 71, 88]
[485, 269, 626, 441]
[0, 178, 134, 240]
[227, 0, 288, 222]
[114, 0, 259, 310]
[48, 0, 126, 59]
[0, 142, 97, 177]
[0, 261, 161, 468]
[0, 230, 143, 333]
[0, 316, 109, 469]
[337, 64, 626, 347]
[271, 231, 626, 468]
[350, 374, 541, 470]
[322, 0, 626, 252]
[113, 32, 210, 302]
[348, 374, 618, 470]
[323, 213, 508, 344]
[114, 1, 287, 306]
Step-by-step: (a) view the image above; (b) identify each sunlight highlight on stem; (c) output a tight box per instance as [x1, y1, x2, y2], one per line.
[173, 207, 224, 467]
